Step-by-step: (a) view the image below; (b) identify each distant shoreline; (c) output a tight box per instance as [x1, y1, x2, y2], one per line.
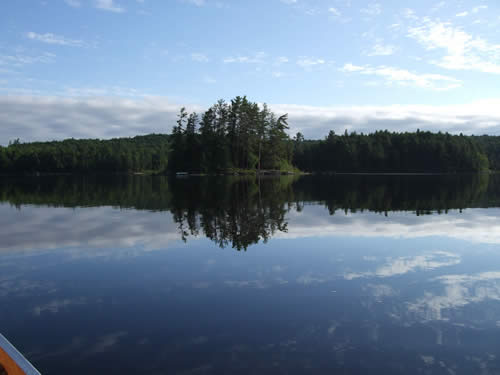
[0, 170, 493, 178]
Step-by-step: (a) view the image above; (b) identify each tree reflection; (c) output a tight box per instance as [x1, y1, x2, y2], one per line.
[168, 176, 294, 250]
[0, 173, 496, 249]
[293, 173, 491, 216]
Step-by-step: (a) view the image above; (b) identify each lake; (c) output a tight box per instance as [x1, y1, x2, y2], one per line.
[1, 174, 500, 374]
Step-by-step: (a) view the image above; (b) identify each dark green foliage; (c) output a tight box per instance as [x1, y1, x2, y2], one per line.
[475, 135, 500, 171]
[293, 130, 489, 173]
[168, 96, 294, 173]
[0, 146, 9, 171]
[0, 134, 170, 174]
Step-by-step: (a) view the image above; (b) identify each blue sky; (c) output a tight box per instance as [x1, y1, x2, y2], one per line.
[1, 0, 500, 143]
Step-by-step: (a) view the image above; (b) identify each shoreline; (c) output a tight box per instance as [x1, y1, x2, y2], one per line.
[0, 170, 493, 178]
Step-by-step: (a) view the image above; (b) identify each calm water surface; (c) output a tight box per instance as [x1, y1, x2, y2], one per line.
[1, 174, 500, 374]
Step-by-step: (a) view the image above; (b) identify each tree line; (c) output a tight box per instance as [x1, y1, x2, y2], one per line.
[0, 134, 169, 174]
[475, 135, 500, 171]
[0, 95, 496, 174]
[293, 130, 489, 173]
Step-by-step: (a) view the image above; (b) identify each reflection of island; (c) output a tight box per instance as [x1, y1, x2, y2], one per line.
[293, 173, 492, 215]
[169, 177, 293, 250]
[0, 173, 497, 249]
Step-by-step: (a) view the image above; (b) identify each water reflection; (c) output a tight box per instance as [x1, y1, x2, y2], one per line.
[344, 251, 461, 279]
[169, 177, 291, 249]
[2, 175, 500, 374]
[0, 173, 495, 211]
[0, 173, 499, 251]
[0, 204, 180, 253]
[409, 271, 500, 322]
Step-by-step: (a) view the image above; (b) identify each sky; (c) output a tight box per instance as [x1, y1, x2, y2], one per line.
[1, 0, 500, 144]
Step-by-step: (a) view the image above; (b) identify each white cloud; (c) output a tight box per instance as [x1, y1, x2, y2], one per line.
[340, 63, 461, 91]
[430, 1, 446, 12]
[407, 19, 500, 74]
[328, 7, 341, 16]
[341, 63, 364, 72]
[0, 52, 55, 67]
[472, 5, 487, 13]
[367, 43, 396, 56]
[95, 0, 125, 13]
[191, 53, 209, 62]
[297, 57, 325, 68]
[64, 0, 81, 7]
[275, 56, 289, 65]
[0, 96, 191, 144]
[185, 0, 205, 6]
[270, 100, 500, 138]
[360, 3, 381, 16]
[456, 11, 468, 17]
[280, 0, 297, 4]
[402, 8, 417, 20]
[26, 32, 84, 47]
[4, 95, 500, 144]
[62, 86, 143, 97]
[203, 76, 216, 84]
[223, 52, 266, 64]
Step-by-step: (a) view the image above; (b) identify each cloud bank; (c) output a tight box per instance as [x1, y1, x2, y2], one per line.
[26, 32, 84, 47]
[1, 96, 500, 144]
[0, 96, 192, 145]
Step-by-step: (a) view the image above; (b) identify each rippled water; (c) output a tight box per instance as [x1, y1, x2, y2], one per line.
[1, 174, 500, 374]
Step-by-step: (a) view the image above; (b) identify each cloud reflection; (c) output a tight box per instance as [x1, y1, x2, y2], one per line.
[1, 203, 500, 256]
[409, 271, 500, 321]
[0, 204, 183, 254]
[280, 207, 500, 244]
[345, 251, 460, 280]
[33, 298, 87, 316]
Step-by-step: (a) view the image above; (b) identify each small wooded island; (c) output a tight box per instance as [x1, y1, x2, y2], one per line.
[0, 96, 498, 175]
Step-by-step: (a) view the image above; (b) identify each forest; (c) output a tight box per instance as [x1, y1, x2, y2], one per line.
[0, 95, 496, 174]
[294, 130, 490, 173]
[0, 134, 169, 174]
